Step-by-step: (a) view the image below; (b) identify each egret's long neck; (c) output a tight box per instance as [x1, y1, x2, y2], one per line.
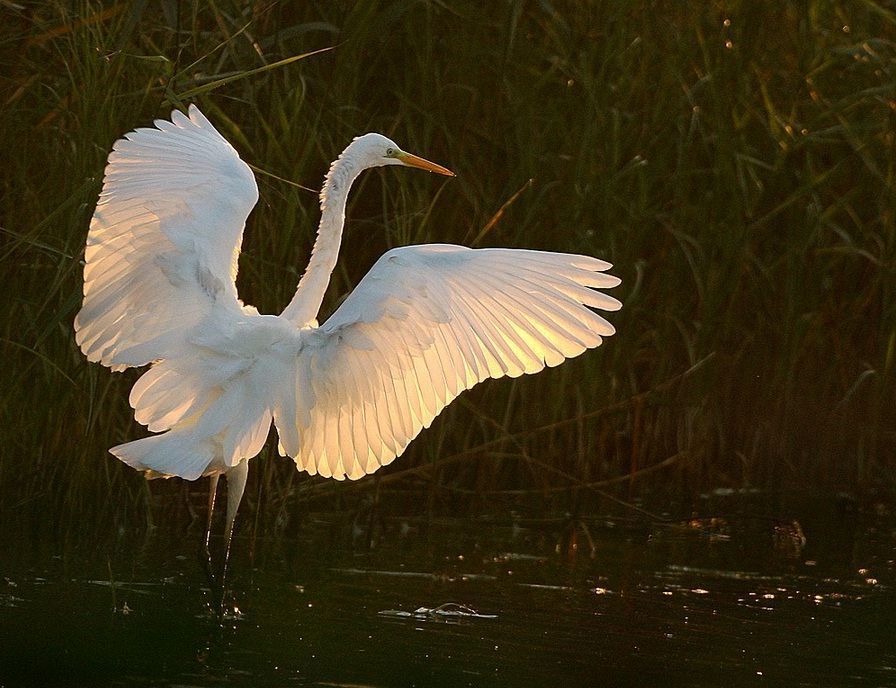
[281, 151, 362, 326]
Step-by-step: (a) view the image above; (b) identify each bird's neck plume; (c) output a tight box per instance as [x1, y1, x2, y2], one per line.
[281, 148, 361, 325]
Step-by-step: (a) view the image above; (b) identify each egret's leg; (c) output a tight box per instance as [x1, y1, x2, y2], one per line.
[202, 474, 220, 589]
[213, 459, 249, 612]
[223, 460, 249, 570]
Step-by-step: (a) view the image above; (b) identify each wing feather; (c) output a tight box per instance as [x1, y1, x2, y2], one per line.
[74, 105, 258, 370]
[277, 244, 621, 480]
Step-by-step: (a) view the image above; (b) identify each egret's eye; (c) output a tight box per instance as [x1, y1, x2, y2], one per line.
[385, 148, 395, 156]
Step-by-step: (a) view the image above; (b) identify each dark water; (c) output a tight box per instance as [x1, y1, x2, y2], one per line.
[1, 493, 894, 687]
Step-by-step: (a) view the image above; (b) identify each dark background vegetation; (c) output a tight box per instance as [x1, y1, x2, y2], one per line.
[2, 1, 895, 536]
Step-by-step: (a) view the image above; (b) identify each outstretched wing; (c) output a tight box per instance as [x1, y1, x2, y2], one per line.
[75, 105, 258, 370]
[274, 244, 621, 480]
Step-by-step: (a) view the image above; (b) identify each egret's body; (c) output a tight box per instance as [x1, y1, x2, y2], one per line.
[75, 106, 622, 568]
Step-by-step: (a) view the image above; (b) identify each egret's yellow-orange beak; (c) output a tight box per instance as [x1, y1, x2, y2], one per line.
[396, 151, 455, 176]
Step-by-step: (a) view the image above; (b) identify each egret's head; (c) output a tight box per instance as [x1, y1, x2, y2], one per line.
[351, 133, 454, 176]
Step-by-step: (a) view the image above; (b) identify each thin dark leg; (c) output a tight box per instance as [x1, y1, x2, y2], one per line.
[201, 474, 220, 591]
[212, 460, 249, 616]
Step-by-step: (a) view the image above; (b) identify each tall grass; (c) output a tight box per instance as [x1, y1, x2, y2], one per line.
[1, 1, 894, 534]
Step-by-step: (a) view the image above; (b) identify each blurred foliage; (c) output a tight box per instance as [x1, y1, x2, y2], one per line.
[1, 0, 895, 535]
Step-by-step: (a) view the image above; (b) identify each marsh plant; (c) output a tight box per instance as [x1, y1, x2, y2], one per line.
[1, 1, 894, 535]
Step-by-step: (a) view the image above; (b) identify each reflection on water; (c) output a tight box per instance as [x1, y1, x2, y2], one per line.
[1, 493, 894, 687]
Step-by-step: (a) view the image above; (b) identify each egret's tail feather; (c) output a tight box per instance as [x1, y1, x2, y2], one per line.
[111, 371, 274, 480]
[111, 430, 214, 481]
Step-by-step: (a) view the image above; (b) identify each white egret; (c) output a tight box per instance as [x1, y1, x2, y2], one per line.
[75, 105, 622, 585]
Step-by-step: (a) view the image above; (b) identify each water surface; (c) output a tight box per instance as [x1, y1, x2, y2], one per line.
[1, 493, 893, 687]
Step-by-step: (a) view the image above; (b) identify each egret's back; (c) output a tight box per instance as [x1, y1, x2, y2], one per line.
[113, 313, 300, 479]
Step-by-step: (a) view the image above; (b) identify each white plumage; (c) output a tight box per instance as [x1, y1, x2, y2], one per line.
[75, 105, 622, 532]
